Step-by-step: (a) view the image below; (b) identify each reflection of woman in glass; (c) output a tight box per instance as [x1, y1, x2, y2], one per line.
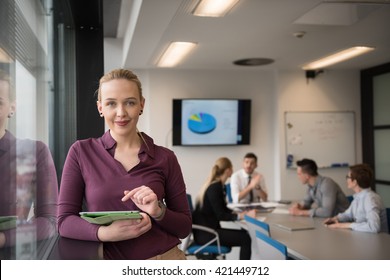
[0, 70, 58, 258]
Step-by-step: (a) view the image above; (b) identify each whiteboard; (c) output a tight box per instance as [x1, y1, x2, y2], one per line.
[285, 111, 356, 168]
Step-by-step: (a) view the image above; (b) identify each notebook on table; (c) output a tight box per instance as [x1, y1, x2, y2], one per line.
[273, 220, 315, 231]
[230, 202, 275, 213]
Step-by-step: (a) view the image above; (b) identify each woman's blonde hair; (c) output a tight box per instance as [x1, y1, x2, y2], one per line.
[0, 69, 15, 101]
[96, 68, 143, 101]
[196, 157, 232, 207]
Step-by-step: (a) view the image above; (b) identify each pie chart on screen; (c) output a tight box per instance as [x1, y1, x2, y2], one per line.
[187, 112, 217, 134]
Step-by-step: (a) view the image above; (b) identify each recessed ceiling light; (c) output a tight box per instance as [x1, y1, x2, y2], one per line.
[156, 42, 197, 68]
[233, 58, 274, 66]
[192, 0, 240, 17]
[302, 46, 375, 70]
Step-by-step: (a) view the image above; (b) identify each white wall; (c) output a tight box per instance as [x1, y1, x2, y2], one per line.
[128, 68, 362, 202]
[277, 70, 362, 201]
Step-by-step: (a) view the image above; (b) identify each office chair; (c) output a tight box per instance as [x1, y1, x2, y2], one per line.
[244, 215, 270, 260]
[244, 215, 270, 236]
[181, 194, 232, 259]
[225, 183, 233, 203]
[347, 195, 354, 203]
[386, 208, 390, 234]
[255, 230, 288, 260]
[187, 193, 194, 212]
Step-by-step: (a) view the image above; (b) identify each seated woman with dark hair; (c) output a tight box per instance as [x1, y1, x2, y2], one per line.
[323, 163, 388, 233]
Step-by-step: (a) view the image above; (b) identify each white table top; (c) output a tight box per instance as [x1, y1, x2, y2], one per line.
[238, 203, 390, 260]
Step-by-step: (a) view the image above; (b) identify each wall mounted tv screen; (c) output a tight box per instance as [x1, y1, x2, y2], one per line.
[172, 99, 251, 146]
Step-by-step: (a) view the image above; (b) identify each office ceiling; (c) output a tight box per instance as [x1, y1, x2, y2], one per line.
[103, 0, 390, 71]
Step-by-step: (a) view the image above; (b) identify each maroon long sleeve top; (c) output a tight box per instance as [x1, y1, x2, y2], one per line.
[58, 131, 191, 259]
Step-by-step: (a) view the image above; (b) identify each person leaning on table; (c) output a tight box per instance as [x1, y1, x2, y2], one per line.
[57, 68, 191, 259]
[289, 158, 350, 218]
[323, 163, 388, 233]
[192, 157, 255, 260]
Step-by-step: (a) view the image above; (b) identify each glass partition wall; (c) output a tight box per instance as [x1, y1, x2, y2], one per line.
[373, 72, 390, 205]
[0, 0, 58, 259]
[362, 63, 390, 206]
[1, 0, 103, 259]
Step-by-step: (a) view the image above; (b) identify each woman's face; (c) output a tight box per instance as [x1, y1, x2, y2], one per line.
[0, 80, 15, 131]
[346, 171, 355, 190]
[97, 78, 144, 139]
[227, 166, 233, 177]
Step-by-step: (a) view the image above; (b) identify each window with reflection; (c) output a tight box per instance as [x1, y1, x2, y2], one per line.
[373, 73, 390, 182]
[0, 0, 58, 259]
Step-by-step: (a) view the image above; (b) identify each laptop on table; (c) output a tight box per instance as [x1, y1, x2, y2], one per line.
[273, 220, 315, 231]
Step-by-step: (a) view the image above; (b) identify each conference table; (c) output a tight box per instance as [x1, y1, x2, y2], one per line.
[229, 202, 390, 260]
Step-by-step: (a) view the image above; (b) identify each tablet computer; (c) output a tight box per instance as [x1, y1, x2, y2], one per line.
[0, 216, 17, 231]
[79, 211, 142, 225]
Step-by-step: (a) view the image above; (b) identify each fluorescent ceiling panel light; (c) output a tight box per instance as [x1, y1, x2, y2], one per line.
[157, 42, 197, 68]
[192, 0, 240, 17]
[302, 46, 375, 70]
[0, 48, 13, 63]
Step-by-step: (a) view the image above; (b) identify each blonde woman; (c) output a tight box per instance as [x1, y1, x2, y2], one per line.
[58, 69, 191, 259]
[193, 157, 255, 259]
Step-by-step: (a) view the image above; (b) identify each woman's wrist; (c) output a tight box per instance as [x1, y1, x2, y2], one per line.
[152, 201, 166, 221]
[97, 225, 109, 242]
[0, 232, 7, 248]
